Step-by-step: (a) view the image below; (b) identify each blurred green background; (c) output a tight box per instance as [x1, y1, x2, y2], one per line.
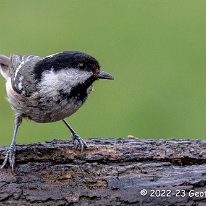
[1, 0, 206, 146]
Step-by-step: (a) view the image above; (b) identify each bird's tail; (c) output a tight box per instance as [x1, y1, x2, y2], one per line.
[0, 54, 10, 80]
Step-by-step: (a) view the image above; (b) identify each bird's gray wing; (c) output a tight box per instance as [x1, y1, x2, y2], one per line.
[9, 54, 43, 97]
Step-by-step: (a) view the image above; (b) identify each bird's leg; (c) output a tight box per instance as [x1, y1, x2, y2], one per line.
[1, 116, 22, 171]
[62, 119, 87, 152]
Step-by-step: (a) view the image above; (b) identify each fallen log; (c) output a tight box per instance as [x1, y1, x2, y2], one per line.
[0, 138, 206, 206]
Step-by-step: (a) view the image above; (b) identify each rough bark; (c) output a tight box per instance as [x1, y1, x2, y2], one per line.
[0, 138, 206, 206]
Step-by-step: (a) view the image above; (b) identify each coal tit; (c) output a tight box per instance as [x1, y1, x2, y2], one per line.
[0, 51, 114, 171]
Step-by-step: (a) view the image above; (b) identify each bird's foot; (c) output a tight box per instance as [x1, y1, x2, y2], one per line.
[72, 133, 88, 152]
[1, 145, 16, 171]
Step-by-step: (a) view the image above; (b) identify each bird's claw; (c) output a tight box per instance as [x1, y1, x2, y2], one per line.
[1, 145, 16, 171]
[72, 133, 88, 152]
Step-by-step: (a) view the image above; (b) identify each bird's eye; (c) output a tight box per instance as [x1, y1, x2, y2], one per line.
[78, 63, 87, 70]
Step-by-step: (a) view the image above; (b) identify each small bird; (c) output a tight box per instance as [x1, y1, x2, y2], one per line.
[0, 51, 113, 171]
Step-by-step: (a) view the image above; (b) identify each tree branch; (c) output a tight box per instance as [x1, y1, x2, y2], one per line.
[0, 138, 206, 205]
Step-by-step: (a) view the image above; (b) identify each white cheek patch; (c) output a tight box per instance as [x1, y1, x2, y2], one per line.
[38, 68, 93, 97]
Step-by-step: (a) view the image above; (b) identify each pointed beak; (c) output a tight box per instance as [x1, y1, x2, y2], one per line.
[97, 71, 114, 80]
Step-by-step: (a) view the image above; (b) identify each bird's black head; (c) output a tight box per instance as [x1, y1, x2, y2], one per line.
[34, 51, 114, 81]
[33, 51, 113, 104]
[59, 51, 100, 74]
